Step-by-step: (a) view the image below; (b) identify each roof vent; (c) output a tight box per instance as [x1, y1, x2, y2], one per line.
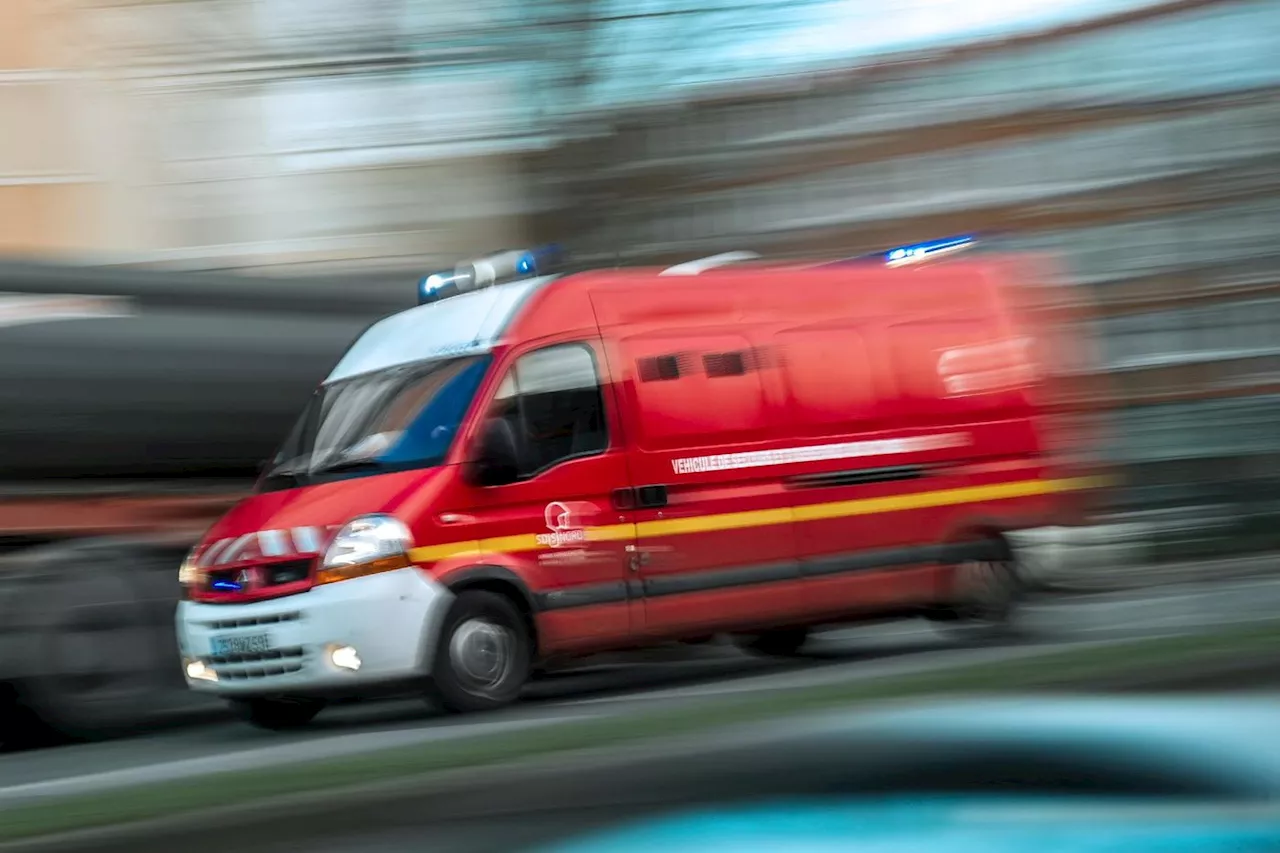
[660, 251, 760, 277]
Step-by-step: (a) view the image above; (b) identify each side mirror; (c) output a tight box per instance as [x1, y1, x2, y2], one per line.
[463, 418, 520, 488]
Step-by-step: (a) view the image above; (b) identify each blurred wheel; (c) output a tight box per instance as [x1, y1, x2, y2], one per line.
[428, 591, 531, 713]
[15, 549, 172, 742]
[931, 549, 1024, 642]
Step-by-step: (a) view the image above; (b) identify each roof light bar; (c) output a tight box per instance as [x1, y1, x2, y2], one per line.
[417, 269, 474, 305]
[418, 244, 564, 305]
[884, 235, 975, 267]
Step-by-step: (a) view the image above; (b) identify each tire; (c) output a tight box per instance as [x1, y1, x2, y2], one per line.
[733, 626, 810, 657]
[228, 697, 324, 730]
[931, 548, 1024, 643]
[9, 541, 180, 743]
[428, 591, 531, 714]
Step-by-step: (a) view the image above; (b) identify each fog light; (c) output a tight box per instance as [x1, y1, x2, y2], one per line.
[185, 659, 218, 682]
[328, 644, 362, 672]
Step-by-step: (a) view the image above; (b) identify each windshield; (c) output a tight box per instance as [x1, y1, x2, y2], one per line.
[259, 354, 492, 491]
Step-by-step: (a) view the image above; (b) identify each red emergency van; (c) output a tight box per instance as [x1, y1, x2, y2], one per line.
[176, 241, 1099, 729]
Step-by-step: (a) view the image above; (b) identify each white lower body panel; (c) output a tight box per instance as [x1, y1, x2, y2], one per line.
[176, 567, 453, 698]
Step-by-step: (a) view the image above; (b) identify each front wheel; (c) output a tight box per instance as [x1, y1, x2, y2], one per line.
[228, 697, 325, 730]
[428, 591, 531, 714]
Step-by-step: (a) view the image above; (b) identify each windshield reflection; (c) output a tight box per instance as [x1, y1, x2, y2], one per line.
[259, 354, 491, 491]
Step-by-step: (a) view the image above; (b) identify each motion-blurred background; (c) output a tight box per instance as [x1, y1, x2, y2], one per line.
[6, 0, 1279, 548]
[3, 5, 1280, 852]
[0, 0, 1278, 742]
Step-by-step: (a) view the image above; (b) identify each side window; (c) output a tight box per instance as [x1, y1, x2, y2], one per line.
[491, 343, 608, 478]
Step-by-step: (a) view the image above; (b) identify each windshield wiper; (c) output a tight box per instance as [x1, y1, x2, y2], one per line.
[309, 458, 384, 476]
[262, 456, 309, 484]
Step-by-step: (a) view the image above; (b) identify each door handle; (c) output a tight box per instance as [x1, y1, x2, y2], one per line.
[611, 485, 669, 510]
[625, 543, 671, 570]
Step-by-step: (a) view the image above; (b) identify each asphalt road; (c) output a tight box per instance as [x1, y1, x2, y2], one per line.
[2, 575, 1279, 799]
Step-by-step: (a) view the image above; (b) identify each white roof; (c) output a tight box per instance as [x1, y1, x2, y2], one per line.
[325, 277, 549, 383]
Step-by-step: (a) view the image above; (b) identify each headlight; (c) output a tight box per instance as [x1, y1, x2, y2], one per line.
[318, 515, 413, 585]
[178, 548, 201, 588]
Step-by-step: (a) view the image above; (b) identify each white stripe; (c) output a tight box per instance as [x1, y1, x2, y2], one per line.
[670, 433, 969, 476]
[199, 538, 231, 567]
[291, 526, 320, 554]
[215, 534, 255, 565]
[258, 529, 290, 557]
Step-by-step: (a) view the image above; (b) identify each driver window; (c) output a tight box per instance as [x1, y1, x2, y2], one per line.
[491, 343, 608, 478]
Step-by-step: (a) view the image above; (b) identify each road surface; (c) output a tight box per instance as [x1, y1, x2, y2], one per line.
[0, 575, 1277, 798]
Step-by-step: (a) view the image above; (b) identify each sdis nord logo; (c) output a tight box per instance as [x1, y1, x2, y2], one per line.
[535, 502, 589, 548]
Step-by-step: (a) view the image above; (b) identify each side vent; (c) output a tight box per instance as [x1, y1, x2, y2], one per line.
[703, 351, 749, 377]
[638, 355, 684, 382]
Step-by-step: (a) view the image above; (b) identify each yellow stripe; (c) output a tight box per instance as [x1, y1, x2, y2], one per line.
[792, 478, 1056, 523]
[587, 523, 639, 543]
[480, 533, 542, 553]
[408, 476, 1102, 563]
[409, 541, 482, 563]
[636, 507, 791, 538]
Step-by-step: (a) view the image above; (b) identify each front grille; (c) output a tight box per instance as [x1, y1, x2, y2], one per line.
[217, 661, 305, 681]
[208, 646, 307, 681]
[204, 558, 312, 594]
[202, 612, 301, 631]
[264, 559, 312, 585]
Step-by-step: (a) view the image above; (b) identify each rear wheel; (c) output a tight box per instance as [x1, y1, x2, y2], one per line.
[428, 591, 531, 713]
[228, 697, 325, 730]
[733, 626, 810, 657]
[932, 550, 1024, 642]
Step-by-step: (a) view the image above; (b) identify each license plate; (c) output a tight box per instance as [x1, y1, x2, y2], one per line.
[210, 633, 273, 657]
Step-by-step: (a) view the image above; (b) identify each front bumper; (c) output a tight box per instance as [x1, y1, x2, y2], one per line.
[176, 567, 453, 698]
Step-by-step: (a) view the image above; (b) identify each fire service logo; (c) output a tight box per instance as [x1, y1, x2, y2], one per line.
[536, 502, 589, 548]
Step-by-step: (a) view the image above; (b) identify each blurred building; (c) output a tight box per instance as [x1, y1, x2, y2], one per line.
[0, 0, 566, 272]
[4, 0, 1280, 547]
[0, 1, 107, 256]
[551, 0, 1280, 541]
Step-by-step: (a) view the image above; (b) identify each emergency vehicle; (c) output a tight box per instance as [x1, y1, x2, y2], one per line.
[175, 238, 1098, 729]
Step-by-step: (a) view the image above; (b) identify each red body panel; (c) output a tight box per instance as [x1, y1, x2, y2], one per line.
[189, 256, 1087, 659]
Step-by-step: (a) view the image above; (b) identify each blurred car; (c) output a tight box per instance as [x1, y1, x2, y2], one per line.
[528, 696, 1280, 853]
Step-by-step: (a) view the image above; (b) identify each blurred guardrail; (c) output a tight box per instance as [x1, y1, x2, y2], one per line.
[1012, 519, 1278, 594]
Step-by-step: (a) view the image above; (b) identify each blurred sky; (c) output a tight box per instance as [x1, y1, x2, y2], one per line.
[584, 0, 1172, 103]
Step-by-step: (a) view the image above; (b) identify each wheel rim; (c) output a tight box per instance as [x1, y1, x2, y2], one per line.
[955, 559, 1017, 624]
[448, 618, 515, 694]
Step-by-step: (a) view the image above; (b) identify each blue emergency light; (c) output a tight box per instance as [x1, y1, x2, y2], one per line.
[417, 269, 472, 305]
[883, 234, 974, 266]
[515, 244, 563, 276]
[417, 244, 564, 305]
